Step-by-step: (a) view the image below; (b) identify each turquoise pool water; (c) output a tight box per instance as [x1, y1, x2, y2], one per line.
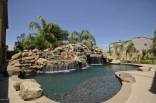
[33, 64, 138, 103]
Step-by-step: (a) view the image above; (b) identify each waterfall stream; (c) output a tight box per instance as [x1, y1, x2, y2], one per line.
[88, 55, 107, 65]
[38, 60, 88, 74]
[38, 45, 107, 74]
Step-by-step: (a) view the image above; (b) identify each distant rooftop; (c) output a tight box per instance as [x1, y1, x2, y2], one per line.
[111, 36, 152, 45]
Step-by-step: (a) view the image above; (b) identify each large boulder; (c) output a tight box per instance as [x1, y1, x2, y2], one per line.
[9, 59, 20, 65]
[43, 48, 51, 52]
[118, 72, 136, 83]
[138, 67, 151, 72]
[11, 52, 22, 60]
[22, 56, 35, 61]
[60, 52, 68, 60]
[36, 58, 47, 66]
[7, 65, 21, 76]
[11, 75, 24, 91]
[60, 51, 75, 60]
[32, 49, 39, 53]
[92, 47, 105, 54]
[22, 52, 29, 57]
[19, 80, 43, 101]
[110, 59, 121, 64]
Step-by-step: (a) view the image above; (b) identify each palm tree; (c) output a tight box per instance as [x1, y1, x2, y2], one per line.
[29, 16, 69, 49]
[126, 42, 137, 61]
[118, 43, 125, 60]
[15, 16, 69, 50]
[14, 33, 26, 51]
[150, 30, 156, 57]
[111, 43, 124, 59]
[141, 49, 149, 60]
[68, 30, 96, 47]
[113, 44, 120, 58]
[68, 32, 79, 44]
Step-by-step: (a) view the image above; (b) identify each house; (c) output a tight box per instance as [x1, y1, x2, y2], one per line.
[110, 36, 153, 60]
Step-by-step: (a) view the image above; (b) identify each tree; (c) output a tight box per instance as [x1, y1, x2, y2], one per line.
[126, 42, 137, 61]
[14, 33, 26, 51]
[112, 43, 120, 58]
[118, 43, 124, 57]
[29, 16, 69, 49]
[141, 49, 149, 60]
[22, 34, 36, 50]
[68, 30, 96, 47]
[150, 30, 156, 57]
[15, 16, 69, 50]
[111, 43, 124, 59]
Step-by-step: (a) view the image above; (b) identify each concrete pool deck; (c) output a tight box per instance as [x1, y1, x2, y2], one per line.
[125, 70, 156, 103]
[1, 64, 155, 103]
[105, 64, 156, 103]
[8, 77, 58, 103]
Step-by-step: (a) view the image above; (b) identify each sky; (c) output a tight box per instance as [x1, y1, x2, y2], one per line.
[7, 0, 156, 50]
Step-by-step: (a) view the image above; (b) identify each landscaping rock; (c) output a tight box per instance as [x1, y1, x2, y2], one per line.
[11, 75, 23, 91]
[8, 43, 108, 75]
[111, 59, 121, 64]
[22, 56, 35, 60]
[9, 59, 20, 65]
[22, 52, 29, 57]
[118, 72, 136, 83]
[19, 80, 43, 101]
[138, 67, 151, 72]
[36, 58, 47, 65]
[32, 49, 39, 53]
[11, 52, 22, 60]
[44, 48, 51, 52]
[24, 50, 29, 52]
[7, 65, 21, 76]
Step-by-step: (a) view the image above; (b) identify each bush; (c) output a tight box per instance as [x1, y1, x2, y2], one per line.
[140, 59, 156, 64]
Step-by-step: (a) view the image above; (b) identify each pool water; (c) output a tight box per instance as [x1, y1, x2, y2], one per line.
[33, 64, 138, 103]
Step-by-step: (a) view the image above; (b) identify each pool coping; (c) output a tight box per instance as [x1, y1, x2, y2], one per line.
[104, 63, 156, 103]
[103, 71, 133, 103]
[103, 63, 138, 103]
[104, 81, 132, 103]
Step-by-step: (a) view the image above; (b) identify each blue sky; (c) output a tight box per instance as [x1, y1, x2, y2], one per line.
[7, 0, 156, 50]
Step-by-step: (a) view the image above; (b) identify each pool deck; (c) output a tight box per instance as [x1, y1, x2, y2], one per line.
[125, 70, 156, 103]
[1, 64, 156, 103]
[105, 63, 156, 103]
[8, 77, 58, 103]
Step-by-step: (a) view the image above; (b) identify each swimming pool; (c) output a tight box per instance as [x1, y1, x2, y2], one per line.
[32, 64, 138, 103]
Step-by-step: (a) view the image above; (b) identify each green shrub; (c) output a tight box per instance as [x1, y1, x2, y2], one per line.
[140, 59, 156, 64]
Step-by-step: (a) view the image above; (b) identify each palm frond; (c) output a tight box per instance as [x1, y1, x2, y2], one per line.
[29, 21, 42, 32]
[38, 16, 46, 28]
[82, 31, 96, 45]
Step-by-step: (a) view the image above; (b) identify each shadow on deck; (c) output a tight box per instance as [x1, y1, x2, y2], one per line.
[150, 71, 156, 94]
[0, 72, 9, 103]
